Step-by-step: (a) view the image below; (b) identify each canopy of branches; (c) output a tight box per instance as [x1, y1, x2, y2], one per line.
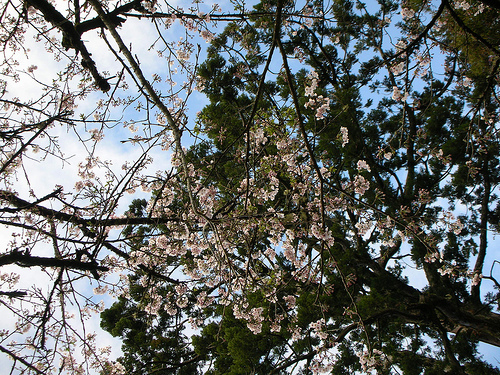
[1, 0, 500, 373]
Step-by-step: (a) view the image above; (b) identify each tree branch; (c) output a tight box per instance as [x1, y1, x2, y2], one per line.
[0, 250, 109, 273]
[0, 345, 45, 374]
[26, 0, 110, 91]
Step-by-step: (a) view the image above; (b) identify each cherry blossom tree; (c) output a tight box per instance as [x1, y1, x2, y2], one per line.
[1, 0, 500, 373]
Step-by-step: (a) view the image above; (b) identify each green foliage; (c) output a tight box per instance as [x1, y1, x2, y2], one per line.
[101, 274, 200, 374]
[101, 0, 500, 373]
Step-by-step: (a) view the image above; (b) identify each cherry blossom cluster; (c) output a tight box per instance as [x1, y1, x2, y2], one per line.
[356, 348, 388, 374]
[303, 70, 331, 119]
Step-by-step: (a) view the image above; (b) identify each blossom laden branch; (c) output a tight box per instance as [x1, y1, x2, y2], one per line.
[0, 345, 45, 374]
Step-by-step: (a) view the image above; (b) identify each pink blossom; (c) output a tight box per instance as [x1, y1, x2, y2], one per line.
[392, 86, 408, 102]
[340, 127, 349, 147]
[400, 7, 415, 20]
[357, 160, 371, 172]
[353, 175, 370, 195]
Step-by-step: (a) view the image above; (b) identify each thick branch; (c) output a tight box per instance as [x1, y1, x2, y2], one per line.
[26, 0, 110, 91]
[436, 301, 500, 348]
[76, 0, 144, 34]
[445, 0, 500, 56]
[366, 264, 500, 348]
[0, 250, 109, 273]
[0, 290, 27, 298]
[0, 189, 184, 228]
[471, 153, 491, 304]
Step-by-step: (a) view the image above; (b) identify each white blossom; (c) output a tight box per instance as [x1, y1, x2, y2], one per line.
[400, 7, 415, 20]
[357, 160, 371, 172]
[340, 126, 349, 147]
[353, 175, 370, 195]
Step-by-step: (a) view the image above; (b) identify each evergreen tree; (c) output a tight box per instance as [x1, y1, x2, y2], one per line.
[101, 0, 500, 374]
